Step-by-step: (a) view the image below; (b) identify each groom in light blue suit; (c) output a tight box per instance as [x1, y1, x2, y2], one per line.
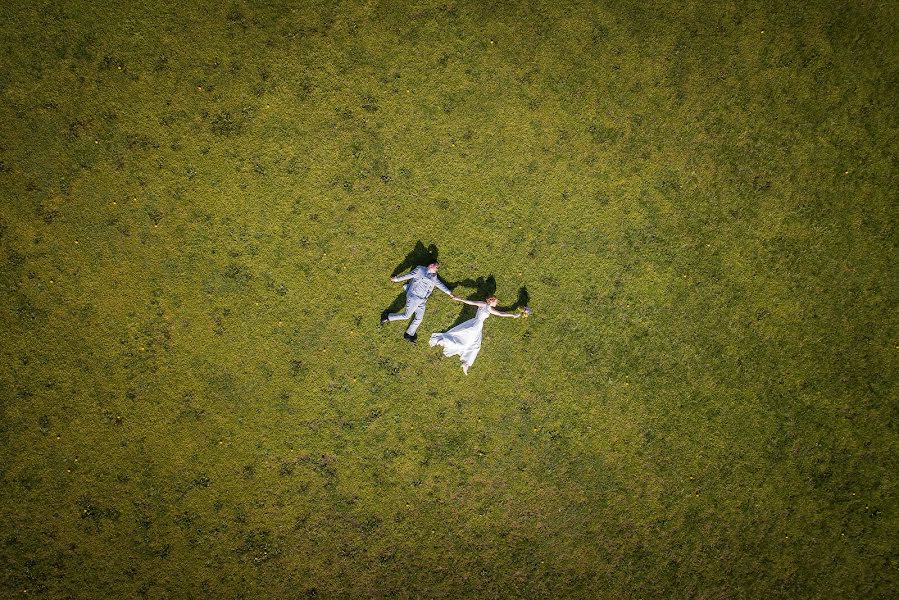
[382, 262, 457, 343]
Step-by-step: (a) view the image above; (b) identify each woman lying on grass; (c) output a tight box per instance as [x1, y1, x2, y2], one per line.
[429, 295, 530, 375]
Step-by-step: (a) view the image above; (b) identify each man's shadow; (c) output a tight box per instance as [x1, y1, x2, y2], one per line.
[445, 275, 530, 329]
[381, 241, 440, 321]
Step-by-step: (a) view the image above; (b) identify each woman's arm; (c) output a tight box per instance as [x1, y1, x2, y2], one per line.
[456, 298, 486, 306]
[488, 307, 521, 318]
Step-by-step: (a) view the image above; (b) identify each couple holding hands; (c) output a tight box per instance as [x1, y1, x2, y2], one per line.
[380, 262, 530, 375]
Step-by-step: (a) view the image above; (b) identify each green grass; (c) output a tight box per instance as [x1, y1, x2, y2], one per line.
[1, 0, 897, 597]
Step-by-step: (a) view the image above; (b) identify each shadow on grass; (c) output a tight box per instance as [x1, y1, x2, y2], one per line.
[391, 241, 438, 277]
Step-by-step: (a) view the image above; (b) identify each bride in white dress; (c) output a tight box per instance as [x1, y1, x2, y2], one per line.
[429, 295, 523, 375]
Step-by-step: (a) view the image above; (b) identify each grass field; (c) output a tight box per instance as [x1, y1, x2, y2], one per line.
[1, 0, 897, 597]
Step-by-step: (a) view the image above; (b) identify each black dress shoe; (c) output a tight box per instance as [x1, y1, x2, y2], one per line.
[403, 333, 417, 344]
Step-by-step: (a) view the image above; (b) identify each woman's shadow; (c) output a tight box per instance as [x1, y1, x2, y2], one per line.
[446, 275, 529, 329]
[380, 241, 440, 321]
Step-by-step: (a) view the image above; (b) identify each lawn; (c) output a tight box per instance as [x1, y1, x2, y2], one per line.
[1, 0, 897, 597]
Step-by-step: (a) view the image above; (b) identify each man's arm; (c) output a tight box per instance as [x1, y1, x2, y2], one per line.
[434, 277, 454, 296]
[391, 267, 419, 283]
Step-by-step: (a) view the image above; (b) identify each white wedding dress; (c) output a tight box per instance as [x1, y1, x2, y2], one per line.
[430, 305, 490, 368]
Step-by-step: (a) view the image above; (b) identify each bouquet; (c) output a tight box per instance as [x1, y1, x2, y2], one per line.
[518, 306, 532, 318]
